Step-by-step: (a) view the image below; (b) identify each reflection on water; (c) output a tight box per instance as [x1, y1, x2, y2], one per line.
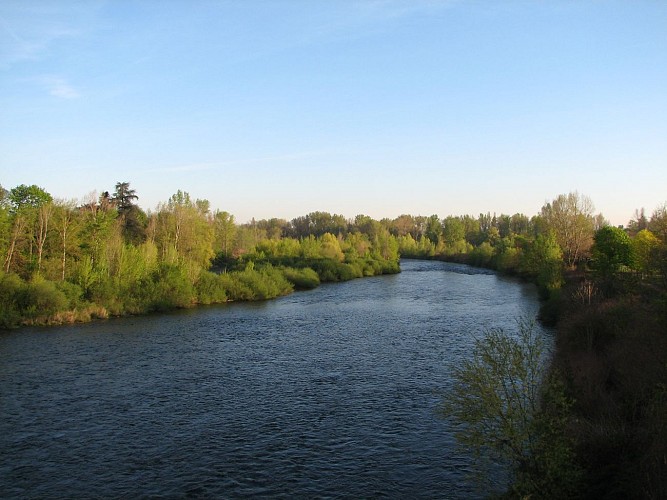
[0, 260, 548, 499]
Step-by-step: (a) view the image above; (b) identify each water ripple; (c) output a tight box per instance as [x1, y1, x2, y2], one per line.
[0, 260, 547, 499]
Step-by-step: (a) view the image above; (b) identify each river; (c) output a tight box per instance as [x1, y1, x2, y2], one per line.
[0, 260, 549, 499]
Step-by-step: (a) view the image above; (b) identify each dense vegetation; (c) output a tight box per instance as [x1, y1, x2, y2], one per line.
[2, 182, 665, 497]
[427, 196, 667, 498]
[0, 182, 399, 328]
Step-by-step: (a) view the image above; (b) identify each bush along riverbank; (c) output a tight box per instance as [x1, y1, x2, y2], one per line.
[0, 253, 399, 329]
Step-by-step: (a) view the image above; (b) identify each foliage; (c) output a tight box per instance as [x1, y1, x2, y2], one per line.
[591, 225, 635, 281]
[194, 270, 228, 304]
[554, 277, 667, 498]
[281, 266, 320, 290]
[540, 192, 596, 268]
[520, 232, 564, 298]
[0, 272, 24, 328]
[7, 184, 52, 212]
[441, 320, 581, 498]
[631, 229, 661, 278]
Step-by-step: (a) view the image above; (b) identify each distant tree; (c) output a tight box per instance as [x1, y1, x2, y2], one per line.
[256, 218, 288, 240]
[478, 212, 493, 234]
[497, 214, 512, 238]
[461, 215, 483, 246]
[0, 186, 10, 270]
[509, 213, 531, 236]
[486, 226, 501, 246]
[320, 232, 345, 261]
[156, 190, 215, 269]
[4, 185, 53, 274]
[442, 216, 465, 247]
[292, 211, 348, 238]
[520, 231, 564, 296]
[627, 208, 649, 236]
[352, 214, 382, 239]
[79, 191, 118, 268]
[213, 210, 237, 258]
[0, 184, 9, 210]
[632, 229, 660, 278]
[111, 182, 138, 211]
[52, 199, 80, 280]
[392, 214, 420, 238]
[372, 225, 399, 261]
[648, 203, 667, 242]
[540, 192, 596, 268]
[35, 201, 53, 274]
[591, 225, 634, 280]
[8, 184, 52, 213]
[112, 181, 145, 244]
[424, 215, 442, 246]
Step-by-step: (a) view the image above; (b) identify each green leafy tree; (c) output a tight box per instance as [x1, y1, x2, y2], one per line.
[256, 218, 288, 240]
[520, 231, 563, 296]
[424, 214, 442, 246]
[392, 214, 421, 239]
[78, 191, 118, 269]
[510, 213, 531, 236]
[441, 320, 581, 498]
[352, 214, 382, 240]
[51, 199, 80, 281]
[320, 232, 345, 261]
[155, 191, 215, 270]
[442, 216, 465, 247]
[373, 226, 399, 262]
[591, 225, 634, 279]
[4, 185, 53, 275]
[632, 229, 661, 278]
[213, 210, 237, 258]
[397, 233, 419, 256]
[7, 184, 53, 212]
[291, 211, 347, 238]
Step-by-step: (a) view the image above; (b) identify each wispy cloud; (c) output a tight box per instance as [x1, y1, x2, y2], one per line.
[45, 77, 80, 99]
[0, 2, 100, 69]
[29, 75, 80, 99]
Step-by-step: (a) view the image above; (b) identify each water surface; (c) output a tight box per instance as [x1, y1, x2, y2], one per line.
[0, 260, 548, 498]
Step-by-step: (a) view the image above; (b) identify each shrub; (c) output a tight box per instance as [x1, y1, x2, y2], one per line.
[441, 319, 581, 498]
[56, 280, 84, 309]
[150, 264, 195, 311]
[20, 277, 68, 319]
[281, 267, 320, 290]
[0, 272, 25, 328]
[195, 271, 228, 304]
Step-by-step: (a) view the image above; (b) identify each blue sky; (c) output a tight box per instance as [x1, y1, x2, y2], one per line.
[1, 1, 666, 226]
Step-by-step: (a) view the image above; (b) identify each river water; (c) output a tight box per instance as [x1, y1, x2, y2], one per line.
[0, 260, 548, 499]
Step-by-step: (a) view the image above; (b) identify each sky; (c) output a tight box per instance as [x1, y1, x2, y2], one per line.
[1, 1, 666, 226]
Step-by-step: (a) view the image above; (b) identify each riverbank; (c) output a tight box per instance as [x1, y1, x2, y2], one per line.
[409, 251, 666, 497]
[547, 273, 667, 497]
[0, 257, 400, 329]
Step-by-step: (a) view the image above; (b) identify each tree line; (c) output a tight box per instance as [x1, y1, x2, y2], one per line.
[2, 183, 666, 330]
